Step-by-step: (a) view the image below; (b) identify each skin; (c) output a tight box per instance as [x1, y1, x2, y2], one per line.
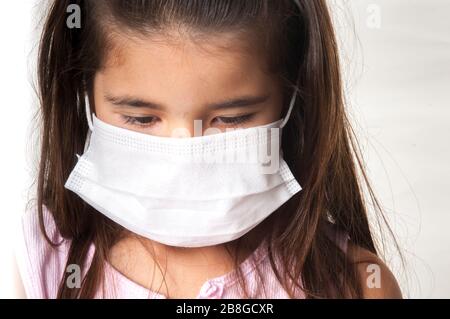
[15, 29, 402, 299]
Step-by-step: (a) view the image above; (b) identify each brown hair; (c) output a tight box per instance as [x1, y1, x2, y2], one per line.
[35, 0, 394, 298]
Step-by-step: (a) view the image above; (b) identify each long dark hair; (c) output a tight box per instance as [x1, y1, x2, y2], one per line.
[35, 0, 392, 298]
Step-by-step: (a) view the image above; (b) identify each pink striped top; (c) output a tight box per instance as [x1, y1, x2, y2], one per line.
[15, 205, 349, 299]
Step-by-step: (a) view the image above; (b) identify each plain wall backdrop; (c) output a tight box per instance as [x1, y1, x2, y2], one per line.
[0, 0, 448, 298]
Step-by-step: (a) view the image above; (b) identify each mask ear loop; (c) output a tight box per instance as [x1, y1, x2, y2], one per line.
[82, 95, 94, 155]
[85, 95, 94, 132]
[280, 89, 298, 129]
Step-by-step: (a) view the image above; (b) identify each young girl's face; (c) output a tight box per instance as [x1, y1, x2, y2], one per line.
[93, 31, 284, 137]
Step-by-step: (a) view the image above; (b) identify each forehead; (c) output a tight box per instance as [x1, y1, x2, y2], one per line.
[96, 29, 278, 100]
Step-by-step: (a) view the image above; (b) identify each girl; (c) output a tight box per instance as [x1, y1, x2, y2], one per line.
[16, 0, 402, 298]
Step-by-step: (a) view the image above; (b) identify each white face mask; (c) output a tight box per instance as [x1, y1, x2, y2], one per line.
[64, 92, 302, 247]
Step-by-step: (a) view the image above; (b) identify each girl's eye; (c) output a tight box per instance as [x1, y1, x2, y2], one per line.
[212, 114, 254, 126]
[122, 115, 158, 127]
[121, 114, 254, 128]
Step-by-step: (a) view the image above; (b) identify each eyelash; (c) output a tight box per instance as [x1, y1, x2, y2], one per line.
[122, 115, 157, 127]
[213, 114, 254, 126]
[121, 114, 254, 128]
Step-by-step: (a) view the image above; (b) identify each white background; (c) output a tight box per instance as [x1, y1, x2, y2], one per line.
[0, 0, 448, 298]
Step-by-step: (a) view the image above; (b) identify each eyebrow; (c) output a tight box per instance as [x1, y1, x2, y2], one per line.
[104, 93, 271, 110]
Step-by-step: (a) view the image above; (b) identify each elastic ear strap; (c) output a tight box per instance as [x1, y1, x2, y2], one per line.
[280, 89, 297, 129]
[85, 95, 94, 132]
